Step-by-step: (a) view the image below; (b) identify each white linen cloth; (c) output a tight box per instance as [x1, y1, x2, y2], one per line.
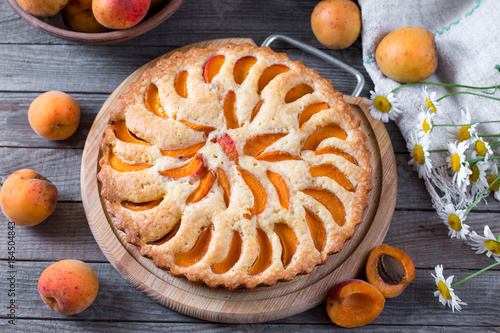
[359, 0, 500, 208]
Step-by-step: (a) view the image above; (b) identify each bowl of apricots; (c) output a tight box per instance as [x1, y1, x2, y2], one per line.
[6, 0, 183, 44]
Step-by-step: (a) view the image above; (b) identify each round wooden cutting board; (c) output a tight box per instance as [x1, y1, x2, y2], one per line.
[81, 38, 397, 323]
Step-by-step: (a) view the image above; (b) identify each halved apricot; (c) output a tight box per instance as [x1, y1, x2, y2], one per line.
[303, 207, 326, 253]
[114, 120, 151, 145]
[173, 70, 188, 98]
[314, 146, 358, 166]
[237, 167, 267, 215]
[302, 188, 345, 226]
[203, 54, 225, 84]
[186, 168, 216, 205]
[248, 228, 272, 276]
[266, 170, 289, 210]
[366, 244, 415, 298]
[173, 225, 212, 267]
[223, 90, 239, 129]
[250, 100, 264, 122]
[302, 125, 347, 151]
[120, 198, 163, 211]
[234, 56, 257, 85]
[274, 223, 297, 267]
[285, 84, 314, 103]
[298, 102, 329, 129]
[158, 154, 203, 179]
[310, 164, 354, 192]
[256, 151, 302, 162]
[160, 142, 205, 159]
[149, 222, 180, 246]
[243, 133, 288, 157]
[108, 151, 152, 172]
[217, 133, 239, 163]
[144, 83, 166, 117]
[257, 64, 290, 94]
[211, 230, 242, 274]
[215, 167, 231, 207]
[326, 279, 385, 328]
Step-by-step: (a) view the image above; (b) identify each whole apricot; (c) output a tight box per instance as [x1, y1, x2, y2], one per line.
[16, 0, 69, 16]
[375, 26, 438, 83]
[0, 169, 58, 227]
[28, 91, 80, 141]
[93, 0, 151, 30]
[366, 244, 415, 298]
[38, 260, 99, 315]
[326, 279, 385, 328]
[61, 0, 109, 33]
[311, 0, 361, 50]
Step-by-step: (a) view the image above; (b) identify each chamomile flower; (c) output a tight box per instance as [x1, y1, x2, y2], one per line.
[446, 107, 476, 143]
[471, 135, 493, 162]
[366, 87, 403, 123]
[407, 130, 432, 178]
[437, 204, 470, 240]
[447, 140, 473, 190]
[422, 86, 439, 113]
[431, 265, 467, 312]
[487, 163, 500, 201]
[416, 109, 434, 137]
[468, 161, 489, 196]
[469, 225, 500, 262]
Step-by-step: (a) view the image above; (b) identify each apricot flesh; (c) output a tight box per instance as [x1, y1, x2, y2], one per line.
[28, 91, 80, 141]
[0, 169, 58, 227]
[366, 244, 415, 298]
[376, 26, 438, 83]
[326, 279, 385, 328]
[38, 260, 99, 315]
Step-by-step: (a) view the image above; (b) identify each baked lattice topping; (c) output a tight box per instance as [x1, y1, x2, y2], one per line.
[98, 43, 372, 289]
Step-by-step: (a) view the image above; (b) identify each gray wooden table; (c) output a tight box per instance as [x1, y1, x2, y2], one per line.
[1, 0, 499, 332]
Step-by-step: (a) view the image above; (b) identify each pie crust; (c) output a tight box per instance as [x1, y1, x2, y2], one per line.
[98, 43, 372, 289]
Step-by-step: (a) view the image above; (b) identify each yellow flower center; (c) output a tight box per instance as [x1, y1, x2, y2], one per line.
[422, 118, 431, 133]
[458, 126, 471, 142]
[450, 153, 461, 173]
[437, 280, 452, 300]
[488, 175, 500, 192]
[426, 98, 437, 113]
[413, 145, 425, 165]
[475, 140, 487, 157]
[373, 96, 392, 113]
[469, 164, 479, 183]
[447, 214, 462, 231]
[485, 240, 500, 255]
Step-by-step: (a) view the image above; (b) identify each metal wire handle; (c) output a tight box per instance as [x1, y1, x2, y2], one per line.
[261, 34, 365, 97]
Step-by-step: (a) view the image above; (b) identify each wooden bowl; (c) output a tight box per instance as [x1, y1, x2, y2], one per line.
[6, 0, 183, 45]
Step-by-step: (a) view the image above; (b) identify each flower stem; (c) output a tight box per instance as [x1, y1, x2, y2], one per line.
[463, 175, 500, 218]
[428, 149, 448, 153]
[466, 155, 500, 164]
[390, 82, 500, 94]
[477, 134, 500, 138]
[434, 120, 500, 127]
[436, 91, 500, 102]
[451, 261, 500, 288]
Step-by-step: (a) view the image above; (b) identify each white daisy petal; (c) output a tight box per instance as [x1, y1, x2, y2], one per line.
[365, 87, 403, 123]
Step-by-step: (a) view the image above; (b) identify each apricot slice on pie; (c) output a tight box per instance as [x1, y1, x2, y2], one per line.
[234, 56, 257, 85]
[158, 154, 204, 179]
[298, 102, 329, 130]
[314, 146, 358, 166]
[186, 168, 216, 205]
[257, 64, 290, 94]
[114, 120, 150, 145]
[144, 83, 166, 117]
[302, 125, 347, 151]
[248, 228, 272, 276]
[285, 84, 314, 103]
[302, 188, 346, 226]
[203, 55, 225, 84]
[243, 133, 288, 157]
[310, 164, 355, 192]
[237, 167, 267, 215]
[211, 230, 242, 274]
[173, 225, 213, 267]
[108, 151, 152, 172]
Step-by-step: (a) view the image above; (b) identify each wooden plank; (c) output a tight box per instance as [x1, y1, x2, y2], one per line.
[0, 45, 373, 97]
[1, 202, 498, 269]
[0, 261, 498, 326]
[0, 148, 82, 202]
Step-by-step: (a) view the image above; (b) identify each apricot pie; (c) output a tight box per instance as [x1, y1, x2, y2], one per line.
[98, 43, 372, 289]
